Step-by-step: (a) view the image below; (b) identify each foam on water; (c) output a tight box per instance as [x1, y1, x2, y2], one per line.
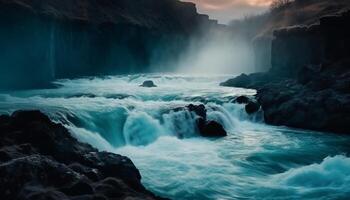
[1, 74, 350, 200]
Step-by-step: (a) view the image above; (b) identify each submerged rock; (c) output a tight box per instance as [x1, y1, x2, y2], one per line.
[140, 80, 157, 88]
[0, 110, 165, 200]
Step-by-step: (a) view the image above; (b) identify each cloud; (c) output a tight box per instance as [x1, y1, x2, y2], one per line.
[183, 0, 272, 23]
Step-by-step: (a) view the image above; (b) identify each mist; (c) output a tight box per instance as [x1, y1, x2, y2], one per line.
[176, 27, 256, 75]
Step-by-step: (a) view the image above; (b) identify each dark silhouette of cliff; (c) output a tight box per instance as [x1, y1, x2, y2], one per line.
[229, 0, 350, 72]
[0, 0, 218, 89]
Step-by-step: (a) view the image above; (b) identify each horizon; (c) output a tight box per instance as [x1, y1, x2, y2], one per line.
[183, 0, 272, 24]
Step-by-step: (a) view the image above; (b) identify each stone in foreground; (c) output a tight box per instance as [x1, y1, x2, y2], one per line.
[0, 110, 166, 200]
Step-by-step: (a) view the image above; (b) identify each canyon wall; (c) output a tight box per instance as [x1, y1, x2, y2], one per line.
[271, 11, 350, 77]
[222, 10, 350, 133]
[0, 0, 218, 89]
[229, 0, 350, 73]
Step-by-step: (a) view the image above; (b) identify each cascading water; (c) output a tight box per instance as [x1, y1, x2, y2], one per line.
[1, 74, 350, 200]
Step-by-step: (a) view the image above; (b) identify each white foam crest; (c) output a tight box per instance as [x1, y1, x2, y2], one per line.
[123, 111, 165, 146]
[162, 110, 199, 138]
[275, 155, 350, 188]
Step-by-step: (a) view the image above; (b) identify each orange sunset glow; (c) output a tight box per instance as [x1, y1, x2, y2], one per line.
[183, 0, 273, 23]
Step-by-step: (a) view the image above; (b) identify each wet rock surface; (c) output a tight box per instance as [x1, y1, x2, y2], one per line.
[186, 104, 227, 137]
[0, 110, 166, 200]
[232, 96, 261, 115]
[198, 120, 227, 137]
[222, 65, 350, 134]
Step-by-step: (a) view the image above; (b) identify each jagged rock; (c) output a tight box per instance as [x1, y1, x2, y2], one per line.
[140, 80, 157, 88]
[0, 155, 82, 200]
[0, 110, 166, 200]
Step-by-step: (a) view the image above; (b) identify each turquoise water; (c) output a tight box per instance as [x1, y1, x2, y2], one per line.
[1, 74, 350, 200]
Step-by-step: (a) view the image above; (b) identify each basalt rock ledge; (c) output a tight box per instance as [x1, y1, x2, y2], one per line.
[0, 110, 167, 200]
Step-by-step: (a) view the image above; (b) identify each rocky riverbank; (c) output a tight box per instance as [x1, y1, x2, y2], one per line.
[222, 11, 350, 134]
[0, 110, 167, 200]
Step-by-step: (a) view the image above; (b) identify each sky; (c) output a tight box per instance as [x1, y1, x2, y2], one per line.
[183, 0, 273, 24]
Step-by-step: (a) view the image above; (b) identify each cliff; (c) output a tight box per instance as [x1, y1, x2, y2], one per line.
[271, 11, 350, 77]
[0, 0, 218, 89]
[229, 0, 350, 72]
[0, 110, 167, 200]
[221, 10, 350, 134]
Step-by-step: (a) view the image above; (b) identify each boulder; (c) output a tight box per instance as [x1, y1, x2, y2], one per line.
[245, 101, 261, 114]
[140, 80, 157, 88]
[173, 104, 227, 137]
[198, 120, 227, 137]
[186, 104, 227, 137]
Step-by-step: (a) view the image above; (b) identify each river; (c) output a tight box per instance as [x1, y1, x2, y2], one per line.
[1, 74, 350, 200]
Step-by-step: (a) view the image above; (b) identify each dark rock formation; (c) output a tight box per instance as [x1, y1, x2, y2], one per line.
[186, 104, 227, 137]
[222, 11, 350, 134]
[220, 72, 281, 89]
[0, 0, 219, 90]
[0, 110, 166, 200]
[173, 104, 227, 137]
[187, 104, 207, 120]
[257, 79, 350, 134]
[245, 101, 261, 115]
[232, 96, 261, 115]
[198, 120, 227, 137]
[271, 11, 350, 77]
[140, 80, 157, 88]
[220, 74, 251, 88]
